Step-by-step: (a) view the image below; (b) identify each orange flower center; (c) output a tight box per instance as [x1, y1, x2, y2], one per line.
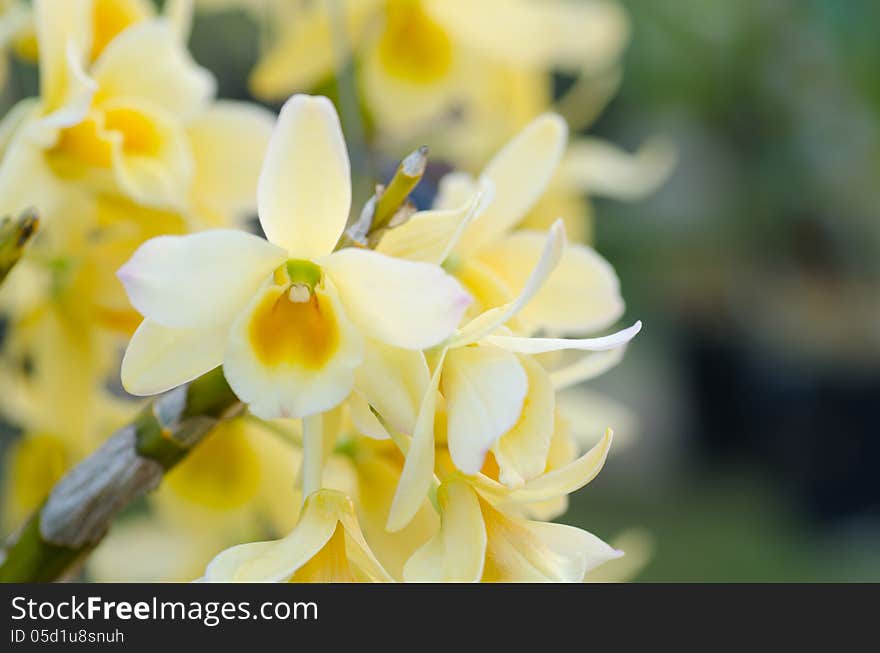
[248, 285, 340, 370]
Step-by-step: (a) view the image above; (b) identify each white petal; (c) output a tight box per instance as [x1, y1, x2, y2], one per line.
[205, 490, 352, 582]
[403, 479, 486, 582]
[453, 220, 566, 346]
[476, 230, 625, 333]
[201, 541, 279, 582]
[323, 248, 471, 349]
[117, 229, 287, 329]
[376, 185, 485, 265]
[121, 319, 227, 396]
[387, 349, 446, 532]
[485, 321, 642, 354]
[349, 392, 391, 440]
[257, 94, 351, 257]
[354, 339, 429, 435]
[456, 114, 567, 256]
[522, 521, 623, 580]
[442, 345, 528, 475]
[222, 278, 363, 420]
[480, 499, 621, 582]
[475, 429, 613, 506]
[336, 496, 396, 583]
[585, 529, 654, 583]
[91, 20, 215, 120]
[491, 355, 556, 487]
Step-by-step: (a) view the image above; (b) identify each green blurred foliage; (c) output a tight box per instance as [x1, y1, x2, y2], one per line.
[565, 0, 880, 581]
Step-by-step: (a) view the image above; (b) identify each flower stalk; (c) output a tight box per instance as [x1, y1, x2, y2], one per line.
[372, 146, 428, 232]
[300, 413, 324, 503]
[338, 146, 428, 249]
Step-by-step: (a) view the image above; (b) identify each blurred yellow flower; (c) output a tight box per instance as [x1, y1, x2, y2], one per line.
[0, 0, 273, 229]
[246, 0, 629, 165]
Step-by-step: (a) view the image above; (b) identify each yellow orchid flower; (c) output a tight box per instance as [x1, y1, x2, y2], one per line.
[4, 0, 188, 68]
[202, 489, 393, 582]
[379, 113, 627, 337]
[368, 124, 644, 512]
[404, 479, 620, 582]
[403, 431, 621, 582]
[247, 0, 628, 166]
[360, 0, 626, 168]
[39, 7, 209, 209]
[383, 220, 640, 531]
[118, 94, 470, 420]
[0, 0, 272, 229]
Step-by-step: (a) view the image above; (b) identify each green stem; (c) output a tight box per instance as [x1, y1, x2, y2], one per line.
[335, 146, 428, 250]
[371, 146, 428, 232]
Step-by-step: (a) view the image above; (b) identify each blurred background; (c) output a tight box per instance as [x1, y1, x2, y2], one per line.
[574, 0, 880, 581]
[1, 0, 879, 581]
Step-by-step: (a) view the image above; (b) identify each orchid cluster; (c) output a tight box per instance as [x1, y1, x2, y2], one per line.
[0, 0, 663, 583]
[117, 94, 640, 582]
